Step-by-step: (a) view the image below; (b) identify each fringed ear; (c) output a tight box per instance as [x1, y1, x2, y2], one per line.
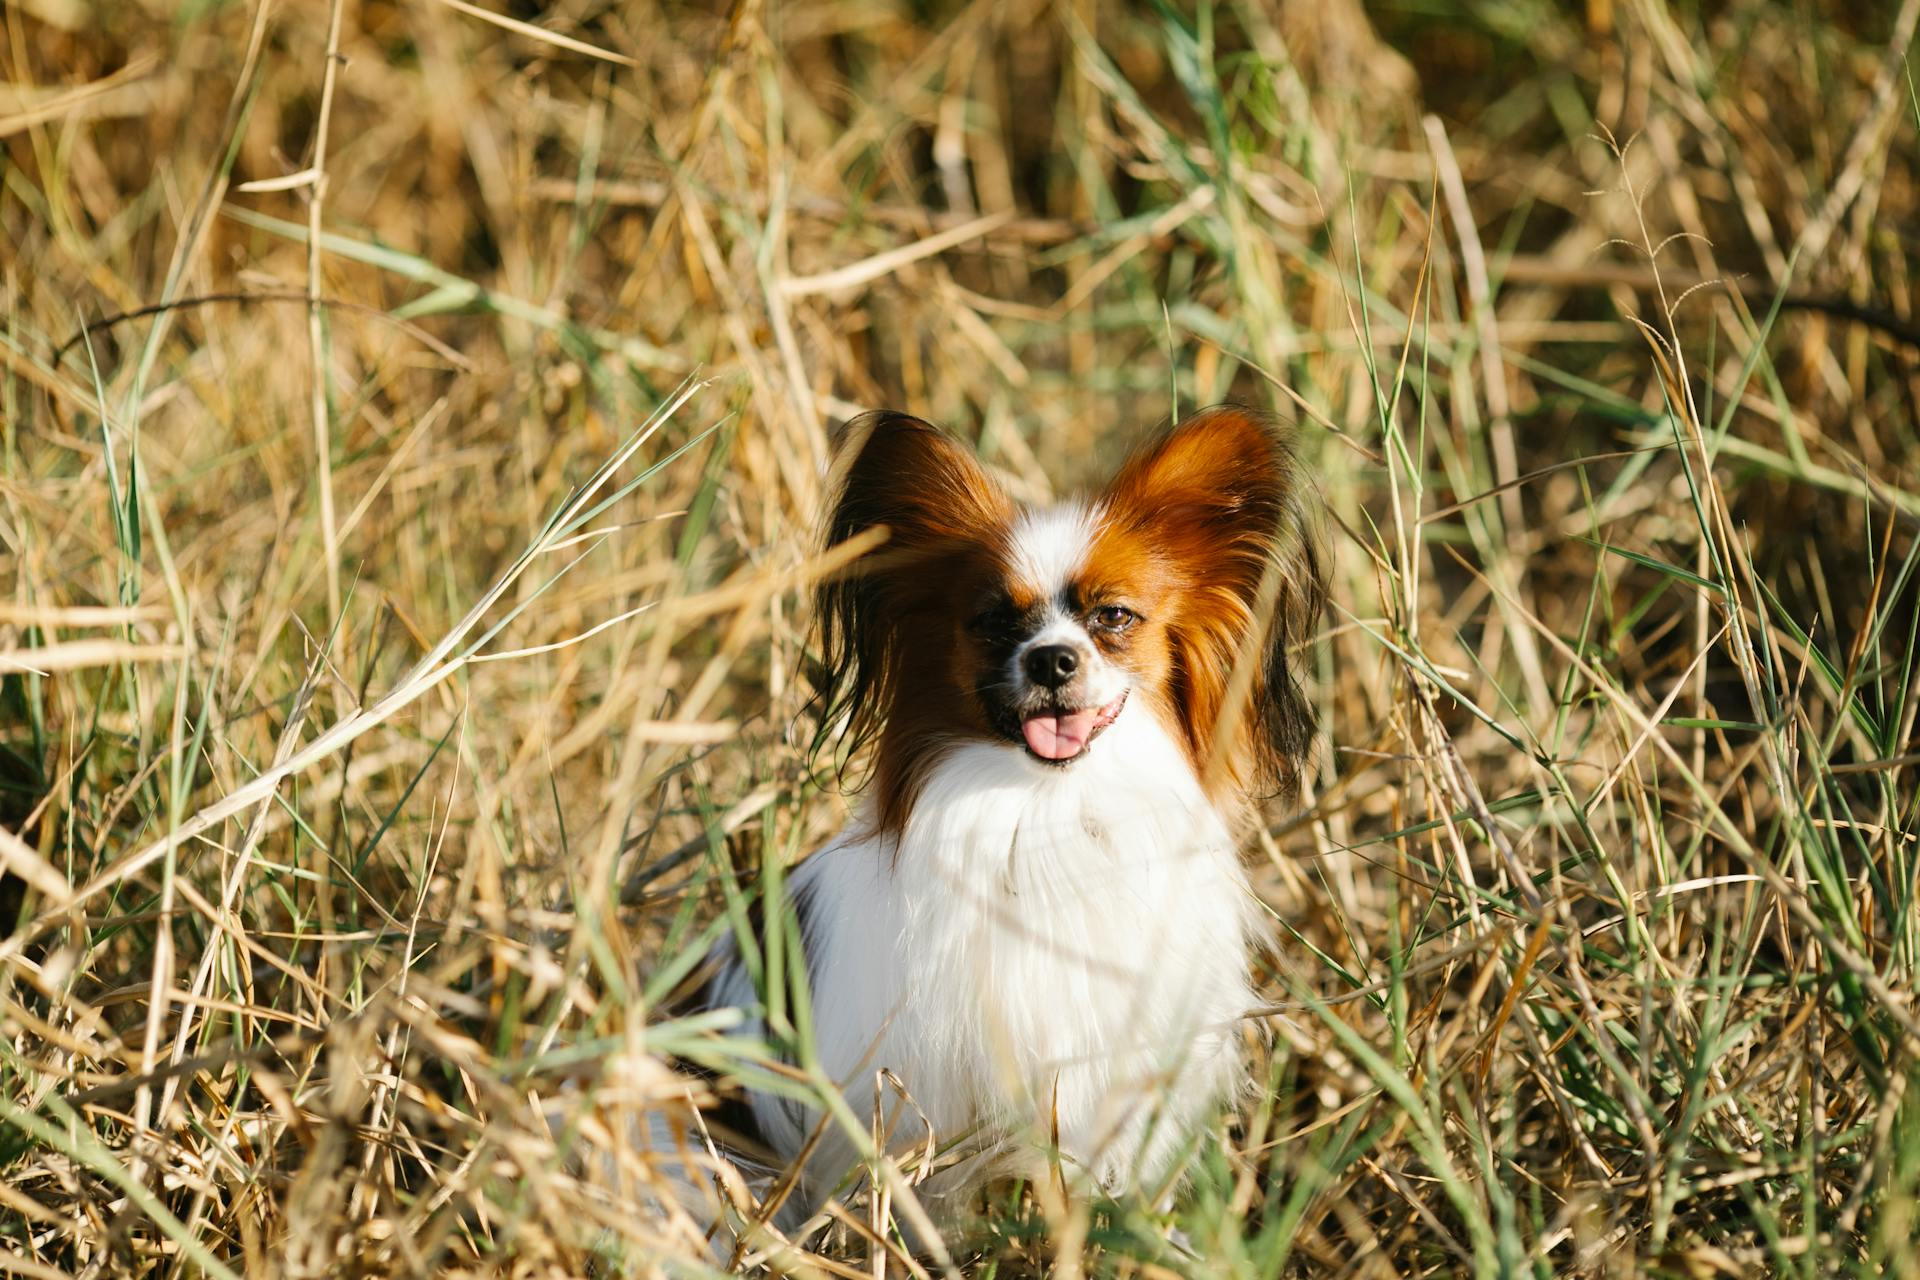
[812, 412, 1011, 758]
[1254, 478, 1327, 801]
[1102, 405, 1327, 799]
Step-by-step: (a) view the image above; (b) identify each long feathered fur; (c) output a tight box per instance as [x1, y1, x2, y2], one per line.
[681, 404, 1325, 1242]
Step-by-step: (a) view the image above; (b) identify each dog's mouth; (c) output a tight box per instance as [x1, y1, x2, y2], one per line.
[1018, 691, 1128, 764]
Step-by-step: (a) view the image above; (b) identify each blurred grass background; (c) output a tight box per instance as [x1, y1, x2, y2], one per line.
[5, 0, 1920, 1274]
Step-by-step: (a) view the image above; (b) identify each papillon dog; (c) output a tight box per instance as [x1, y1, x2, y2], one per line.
[663, 405, 1324, 1247]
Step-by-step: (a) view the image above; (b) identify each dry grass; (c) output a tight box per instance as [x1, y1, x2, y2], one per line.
[5, 0, 1920, 1274]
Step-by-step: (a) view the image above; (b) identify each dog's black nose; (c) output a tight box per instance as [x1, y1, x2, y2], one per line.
[1024, 644, 1080, 689]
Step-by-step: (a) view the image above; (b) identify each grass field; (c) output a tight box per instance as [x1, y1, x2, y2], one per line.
[6, 0, 1920, 1274]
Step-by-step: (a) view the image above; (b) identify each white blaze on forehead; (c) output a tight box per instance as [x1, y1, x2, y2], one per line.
[1006, 502, 1099, 598]
[1005, 501, 1129, 714]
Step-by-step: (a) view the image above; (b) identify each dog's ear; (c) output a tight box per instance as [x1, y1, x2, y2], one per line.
[814, 413, 1010, 752]
[1102, 405, 1326, 798]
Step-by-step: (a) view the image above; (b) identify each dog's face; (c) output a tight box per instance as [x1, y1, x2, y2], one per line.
[817, 407, 1325, 829]
[962, 505, 1170, 765]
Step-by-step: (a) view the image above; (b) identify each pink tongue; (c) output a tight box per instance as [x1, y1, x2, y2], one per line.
[1022, 709, 1101, 760]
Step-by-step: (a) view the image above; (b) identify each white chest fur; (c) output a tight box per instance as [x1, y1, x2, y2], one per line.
[713, 708, 1259, 1206]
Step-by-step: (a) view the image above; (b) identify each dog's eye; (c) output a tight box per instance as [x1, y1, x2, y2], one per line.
[1091, 605, 1138, 632]
[969, 602, 1018, 635]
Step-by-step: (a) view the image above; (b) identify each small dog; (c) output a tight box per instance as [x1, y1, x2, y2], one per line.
[680, 405, 1324, 1241]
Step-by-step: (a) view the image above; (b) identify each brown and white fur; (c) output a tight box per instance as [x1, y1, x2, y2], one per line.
[688, 405, 1325, 1236]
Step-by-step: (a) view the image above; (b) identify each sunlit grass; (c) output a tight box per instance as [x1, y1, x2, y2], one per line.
[4, 1, 1920, 1275]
